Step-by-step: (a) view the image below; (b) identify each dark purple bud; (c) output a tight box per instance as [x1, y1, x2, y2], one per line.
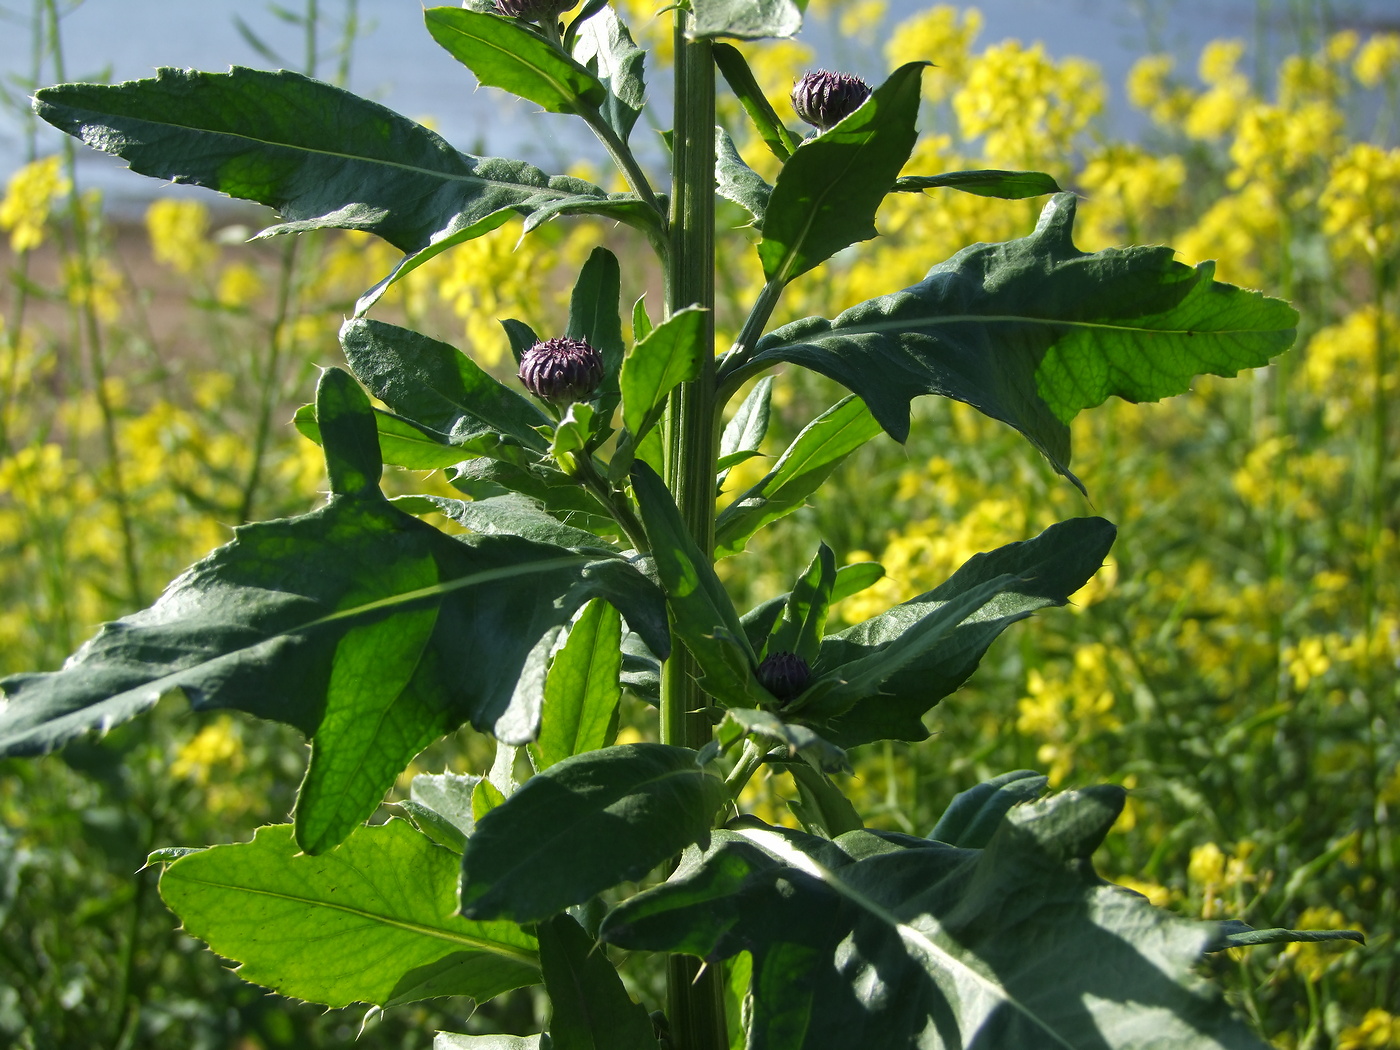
[494, 0, 576, 23]
[791, 70, 872, 131]
[756, 650, 811, 703]
[518, 336, 605, 404]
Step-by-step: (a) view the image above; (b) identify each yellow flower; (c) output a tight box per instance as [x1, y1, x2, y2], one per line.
[1114, 876, 1172, 908]
[837, 0, 886, 44]
[1198, 39, 1246, 86]
[1126, 53, 1193, 127]
[171, 715, 246, 787]
[1187, 841, 1226, 886]
[62, 253, 124, 322]
[146, 198, 216, 274]
[216, 261, 264, 309]
[0, 156, 70, 252]
[886, 5, 982, 103]
[1321, 143, 1400, 264]
[1355, 33, 1400, 89]
[1283, 636, 1331, 691]
[1337, 1009, 1400, 1050]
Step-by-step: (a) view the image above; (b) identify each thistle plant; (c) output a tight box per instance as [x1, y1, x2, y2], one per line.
[0, 2, 1364, 1048]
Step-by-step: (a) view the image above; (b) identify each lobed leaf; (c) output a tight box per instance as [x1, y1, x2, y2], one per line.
[32, 67, 637, 291]
[159, 821, 539, 1009]
[602, 789, 1270, 1050]
[459, 743, 729, 923]
[752, 193, 1298, 490]
[0, 370, 669, 854]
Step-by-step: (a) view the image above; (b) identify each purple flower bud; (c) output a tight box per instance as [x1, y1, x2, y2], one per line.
[791, 70, 872, 131]
[494, 0, 575, 23]
[518, 336, 604, 404]
[756, 650, 811, 703]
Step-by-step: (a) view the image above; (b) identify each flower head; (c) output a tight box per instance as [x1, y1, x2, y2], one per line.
[756, 650, 811, 702]
[518, 336, 604, 404]
[494, 0, 576, 24]
[791, 70, 871, 130]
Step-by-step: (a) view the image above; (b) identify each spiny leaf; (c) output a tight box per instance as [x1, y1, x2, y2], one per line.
[753, 193, 1298, 491]
[160, 821, 539, 1009]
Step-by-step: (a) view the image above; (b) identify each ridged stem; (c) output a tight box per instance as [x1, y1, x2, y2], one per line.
[660, 12, 728, 1050]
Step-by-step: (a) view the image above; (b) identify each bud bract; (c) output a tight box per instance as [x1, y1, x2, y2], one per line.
[494, 0, 576, 23]
[791, 70, 872, 131]
[518, 336, 605, 404]
[756, 650, 811, 703]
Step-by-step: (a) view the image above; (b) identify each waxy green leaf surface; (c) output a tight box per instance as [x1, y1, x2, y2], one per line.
[802, 517, 1115, 747]
[0, 370, 668, 855]
[459, 743, 728, 923]
[757, 62, 925, 284]
[754, 193, 1297, 488]
[602, 790, 1269, 1050]
[31, 67, 637, 277]
[537, 913, 658, 1050]
[159, 821, 539, 1008]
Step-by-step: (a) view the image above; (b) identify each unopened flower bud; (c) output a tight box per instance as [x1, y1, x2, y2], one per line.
[791, 70, 872, 131]
[494, 0, 575, 23]
[756, 650, 811, 703]
[518, 336, 604, 404]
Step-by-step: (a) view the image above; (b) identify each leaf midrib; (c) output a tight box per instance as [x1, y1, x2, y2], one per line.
[166, 868, 540, 967]
[431, 14, 597, 113]
[768, 311, 1294, 346]
[46, 93, 590, 203]
[735, 827, 1077, 1050]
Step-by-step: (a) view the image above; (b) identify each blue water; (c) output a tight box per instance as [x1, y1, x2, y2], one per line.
[0, 0, 1394, 213]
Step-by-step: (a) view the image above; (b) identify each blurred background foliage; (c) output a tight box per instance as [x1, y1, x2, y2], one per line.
[0, 0, 1397, 1047]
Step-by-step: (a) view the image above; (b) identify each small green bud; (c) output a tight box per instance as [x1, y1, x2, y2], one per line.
[518, 336, 604, 404]
[791, 70, 872, 131]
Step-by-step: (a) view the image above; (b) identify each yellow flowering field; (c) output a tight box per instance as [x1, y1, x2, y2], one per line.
[1, 2, 1396, 1047]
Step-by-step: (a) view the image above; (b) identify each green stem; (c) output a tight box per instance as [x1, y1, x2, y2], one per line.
[715, 277, 785, 407]
[574, 456, 650, 554]
[660, 12, 727, 1050]
[724, 738, 769, 798]
[45, 0, 145, 608]
[236, 237, 300, 524]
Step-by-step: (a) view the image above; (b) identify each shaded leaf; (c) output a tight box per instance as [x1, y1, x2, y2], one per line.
[160, 821, 539, 1009]
[715, 396, 883, 558]
[402, 771, 482, 852]
[568, 248, 626, 431]
[460, 743, 729, 923]
[893, 169, 1062, 200]
[784, 761, 864, 838]
[766, 543, 836, 664]
[340, 318, 551, 457]
[757, 63, 925, 284]
[631, 465, 769, 707]
[753, 193, 1298, 490]
[602, 789, 1269, 1050]
[707, 708, 848, 774]
[530, 599, 624, 770]
[399, 494, 619, 554]
[801, 517, 1116, 748]
[425, 8, 606, 116]
[538, 913, 657, 1050]
[928, 770, 1048, 849]
[0, 372, 669, 854]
